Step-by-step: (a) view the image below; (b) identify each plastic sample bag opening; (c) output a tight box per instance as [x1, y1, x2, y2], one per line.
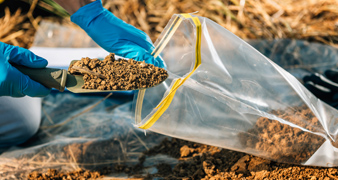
[133, 13, 338, 167]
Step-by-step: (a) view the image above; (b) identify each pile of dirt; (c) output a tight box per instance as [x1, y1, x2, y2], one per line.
[238, 105, 326, 164]
[68, 53, 168, 90]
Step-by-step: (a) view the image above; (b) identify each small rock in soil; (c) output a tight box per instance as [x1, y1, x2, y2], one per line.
[238, 105, 326, 164]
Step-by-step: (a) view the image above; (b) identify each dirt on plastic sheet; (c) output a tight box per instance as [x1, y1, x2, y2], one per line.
[27, 168, 101, 180]
[238, 105, 326, 164]
[68, 53, 168, 91]
[62, 140, 123, 169]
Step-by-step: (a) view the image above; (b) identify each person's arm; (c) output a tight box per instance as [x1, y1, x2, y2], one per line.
[52, 0, 96, 15]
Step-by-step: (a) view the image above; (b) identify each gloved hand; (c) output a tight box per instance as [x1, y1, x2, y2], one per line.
[0, 42, 50, 97]
[303, 70, 338, 108]
[70, 0, 165, 68]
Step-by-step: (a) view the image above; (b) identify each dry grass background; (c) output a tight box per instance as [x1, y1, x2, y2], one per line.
[1, 0, 338, 48]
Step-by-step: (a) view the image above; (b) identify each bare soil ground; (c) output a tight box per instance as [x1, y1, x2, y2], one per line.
[28, 138, 338, 180]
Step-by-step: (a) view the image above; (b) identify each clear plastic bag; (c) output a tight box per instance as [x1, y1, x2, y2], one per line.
[133, 13, 338, 167]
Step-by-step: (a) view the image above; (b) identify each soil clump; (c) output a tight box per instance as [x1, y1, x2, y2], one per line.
[68, 53, 168, 90]
[238, 105, 326, 164]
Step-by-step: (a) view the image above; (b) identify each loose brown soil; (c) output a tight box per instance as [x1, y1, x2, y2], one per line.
[68, 53, 168, 91]
[28, 168, 101, 180]
[238, 105, 326, 164]
[27, 138, 338, 180]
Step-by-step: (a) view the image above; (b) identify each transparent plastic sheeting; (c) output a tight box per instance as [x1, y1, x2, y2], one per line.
[133, 14, 338, 167]
[0, 93, 175, 179]
[247, 39, 338, 80]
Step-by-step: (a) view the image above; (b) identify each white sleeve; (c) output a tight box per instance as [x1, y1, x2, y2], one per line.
[0, 96, 42, 147]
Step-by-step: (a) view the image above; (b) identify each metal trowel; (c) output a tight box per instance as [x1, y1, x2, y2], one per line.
[13, 60, 165, 93]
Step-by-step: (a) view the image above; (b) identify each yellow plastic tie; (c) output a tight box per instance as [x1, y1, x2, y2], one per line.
[135, 15, 184, 124]
[152, 16, 183, 58]
[138, 13, 202, 129]
[139, 80, 182, 129]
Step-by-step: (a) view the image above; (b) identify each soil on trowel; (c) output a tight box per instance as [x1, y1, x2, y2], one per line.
[68, 53, 168, 90]
[238, 105, 326, 164]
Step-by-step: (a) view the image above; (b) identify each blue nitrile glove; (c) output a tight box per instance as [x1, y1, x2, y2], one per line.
[0, 42, 51, 97]
[70, 0, 165, 68]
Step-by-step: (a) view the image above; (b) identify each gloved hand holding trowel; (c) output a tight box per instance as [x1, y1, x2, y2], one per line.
[0, 0, 163, 147]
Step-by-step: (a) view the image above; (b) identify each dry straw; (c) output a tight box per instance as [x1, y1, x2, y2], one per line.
[2, 0, 338, 48]
[0, 7, 31, 47]
[0, 0, 42, 48]
[103, 0, 338, 47]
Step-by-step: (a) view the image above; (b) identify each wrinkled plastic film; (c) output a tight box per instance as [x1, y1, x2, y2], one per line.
[133, 13, 338, 166]
[0, 93, 171, 179]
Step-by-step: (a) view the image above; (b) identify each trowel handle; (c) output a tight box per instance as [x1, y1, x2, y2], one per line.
[12, 64, 67, 92]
